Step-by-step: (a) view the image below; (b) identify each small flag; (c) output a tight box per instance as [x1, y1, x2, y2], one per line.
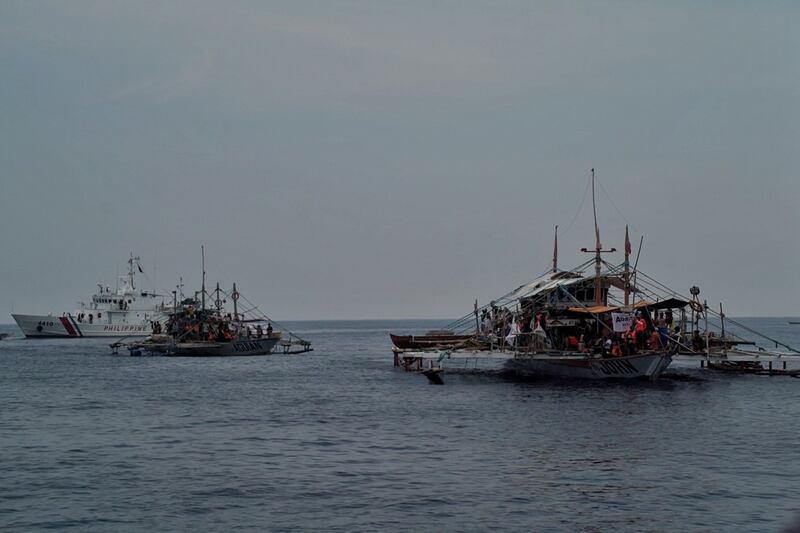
[137, 262, 143, 273]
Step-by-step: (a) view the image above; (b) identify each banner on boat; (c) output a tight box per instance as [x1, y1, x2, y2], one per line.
[612, 312, 634, 332]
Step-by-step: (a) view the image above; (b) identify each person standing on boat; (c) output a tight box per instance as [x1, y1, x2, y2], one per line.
[648, 329, 663, 350]
[505, 315, 521, 348]
[634, 313, 648, 349]
[656, 312, 669, 348]
[266, 322, 273, 337]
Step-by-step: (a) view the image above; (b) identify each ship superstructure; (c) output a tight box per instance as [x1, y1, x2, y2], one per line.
[12, 254, 169, 338]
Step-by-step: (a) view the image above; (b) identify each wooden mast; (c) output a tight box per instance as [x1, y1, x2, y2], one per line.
[624, 225, 631, 306]
[581, 169, 616, 306]
[232, 282, 238, 321]
[201, 245, 206, 311]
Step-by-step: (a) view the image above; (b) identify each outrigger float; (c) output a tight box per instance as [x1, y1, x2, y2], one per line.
[111, 248, 312, 357]
[391, 170, 800, 382]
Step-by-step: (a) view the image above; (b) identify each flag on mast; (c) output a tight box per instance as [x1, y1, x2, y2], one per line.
[624, 225, 632, 261]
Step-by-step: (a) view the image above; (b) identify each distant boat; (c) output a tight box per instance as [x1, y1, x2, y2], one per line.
[12, 254, 169, 338]
[111, 248, 312, 357]
[789, 321, 800, 325]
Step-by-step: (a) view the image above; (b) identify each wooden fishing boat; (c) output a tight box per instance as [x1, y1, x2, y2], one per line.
[706, 360, 800, 376]
[391, 170, 682, 380]
[390, 332, 475, 350]
[110, 248, 312, 357]
[391, 170, 800, 381]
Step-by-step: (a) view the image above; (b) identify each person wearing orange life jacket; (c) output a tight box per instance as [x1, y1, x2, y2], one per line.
[567, 335, 579, 351]
[648, 329, 662, 350]
[634, 313, 648, 348]
[611, 341, 623, 357]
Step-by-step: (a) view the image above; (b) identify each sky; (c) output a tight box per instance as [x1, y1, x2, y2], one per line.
[1, 1, 798, 320]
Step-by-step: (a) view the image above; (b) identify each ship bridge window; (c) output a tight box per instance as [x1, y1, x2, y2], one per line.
[571, 288, 592, 302]
[128, 300, 132, 303]
[113, 299, 118, 303]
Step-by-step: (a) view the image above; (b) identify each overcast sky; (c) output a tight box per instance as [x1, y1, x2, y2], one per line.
[1, 1, 798, 320]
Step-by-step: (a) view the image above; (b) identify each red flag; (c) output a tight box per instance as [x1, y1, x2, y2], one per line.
[624, 225, 632, 257]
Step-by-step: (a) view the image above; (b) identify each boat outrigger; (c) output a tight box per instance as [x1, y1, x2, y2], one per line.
[391, 170, 800, 380]
[111, 248, 312, 357]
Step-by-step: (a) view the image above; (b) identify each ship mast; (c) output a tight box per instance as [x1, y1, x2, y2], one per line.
[201, 245, 206, 311]
[623, 225, 631, 306]
[232, 282, 239, 321]
[552, 225, 558, 273]
[580, 169, 616, 306]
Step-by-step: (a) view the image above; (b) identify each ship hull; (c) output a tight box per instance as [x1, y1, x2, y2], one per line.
[12, 313, 154, 338]
[504, 352, 672, 379]
[166, 337, 280, 357]
[397, 349, 672, 380]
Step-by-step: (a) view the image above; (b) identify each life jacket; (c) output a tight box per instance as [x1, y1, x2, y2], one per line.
[648, 331, 661, 350]
[568, 335, 579, 348]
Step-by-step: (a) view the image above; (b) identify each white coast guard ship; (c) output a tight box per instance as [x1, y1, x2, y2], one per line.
[12, 254, 170, 338]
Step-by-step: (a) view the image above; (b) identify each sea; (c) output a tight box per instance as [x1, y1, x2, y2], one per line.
[1, 318, 800, 532]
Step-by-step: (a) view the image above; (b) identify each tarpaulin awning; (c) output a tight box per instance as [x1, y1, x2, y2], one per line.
[567, 305, 620, 314]
[633, 298, 689, 310]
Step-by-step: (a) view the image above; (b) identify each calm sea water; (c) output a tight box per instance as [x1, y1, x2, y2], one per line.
[2, 318, 800, 532]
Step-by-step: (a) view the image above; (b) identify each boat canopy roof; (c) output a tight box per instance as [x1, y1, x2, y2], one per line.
[567, 305, 619, 314]
[633, 297, 689, 310]
[508, 270, 630, 302]
[507, 271, 587, 301]
[566, 297, 689, 315]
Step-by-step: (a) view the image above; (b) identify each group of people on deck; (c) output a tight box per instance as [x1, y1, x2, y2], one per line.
[601, 310, 672, 357]
[75, 312, 97, 324]
[154, 309, 274, 344]
[478, 303, 680, 356]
